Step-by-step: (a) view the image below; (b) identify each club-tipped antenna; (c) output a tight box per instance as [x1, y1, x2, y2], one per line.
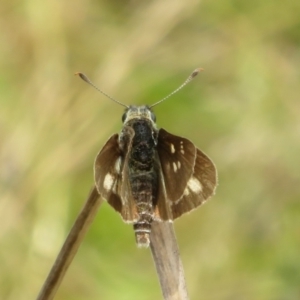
[149, 68, 203, 108]
[75, 72, 129, 108]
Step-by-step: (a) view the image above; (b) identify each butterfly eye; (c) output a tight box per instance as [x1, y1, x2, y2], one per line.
[151, 112, 156, 122]
[122, 112, 127, 122]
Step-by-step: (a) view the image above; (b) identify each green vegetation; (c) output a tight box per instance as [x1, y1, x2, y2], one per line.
[1, 0, 299, 299]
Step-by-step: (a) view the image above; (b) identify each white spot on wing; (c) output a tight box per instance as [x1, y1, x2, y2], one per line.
[103, 173, 114, 191]
[180, 144, 185, 154]
[184, 188, 189, 196]
[177, 161, 181, 169]
[114, 157, 121, 174]
[112, 181, 117, 193]
[173, 162, 177, 172]
[170, 143, 175, 154]
[187, 177, 202, 194]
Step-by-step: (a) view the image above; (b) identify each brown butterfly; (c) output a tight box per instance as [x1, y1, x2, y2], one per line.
[78, 69, 217, 247]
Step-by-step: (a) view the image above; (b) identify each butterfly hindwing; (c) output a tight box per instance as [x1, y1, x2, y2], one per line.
[153, 153, 173, 221]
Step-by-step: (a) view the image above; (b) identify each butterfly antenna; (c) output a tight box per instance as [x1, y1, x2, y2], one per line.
[75, 72, 129, 108]
[150, 68, 203, 108]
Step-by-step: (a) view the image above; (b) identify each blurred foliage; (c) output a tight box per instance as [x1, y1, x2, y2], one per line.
[1, 0, 300, 299]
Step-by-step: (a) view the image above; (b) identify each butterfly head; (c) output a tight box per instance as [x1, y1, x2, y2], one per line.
[121, 105, 156, 125]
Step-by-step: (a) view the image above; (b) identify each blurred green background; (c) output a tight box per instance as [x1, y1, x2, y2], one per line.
[1, 0, 300, 299]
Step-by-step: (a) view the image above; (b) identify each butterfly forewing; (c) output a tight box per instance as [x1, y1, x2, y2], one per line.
[171, 148, 217, 219]
[94, 133, 138, 222]
[157, 128, 197, 202]
[94, 134, 122, 210]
